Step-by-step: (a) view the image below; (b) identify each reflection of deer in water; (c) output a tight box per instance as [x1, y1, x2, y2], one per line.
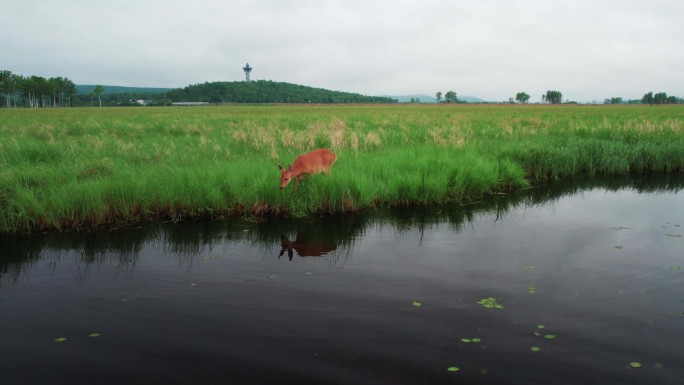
[279, 234, 337, 261]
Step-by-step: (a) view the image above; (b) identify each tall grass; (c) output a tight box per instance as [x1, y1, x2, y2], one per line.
[1, 105, 683, 233]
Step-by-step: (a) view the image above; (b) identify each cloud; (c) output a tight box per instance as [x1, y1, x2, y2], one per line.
[1, 0, 682, 101]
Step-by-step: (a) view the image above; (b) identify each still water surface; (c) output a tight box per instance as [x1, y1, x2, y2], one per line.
[1, 176, 683, 385]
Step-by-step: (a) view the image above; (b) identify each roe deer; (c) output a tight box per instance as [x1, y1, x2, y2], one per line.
[278, 149, 336, 190]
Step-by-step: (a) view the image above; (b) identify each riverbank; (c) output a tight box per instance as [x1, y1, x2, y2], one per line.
[1, 104, 683, 233]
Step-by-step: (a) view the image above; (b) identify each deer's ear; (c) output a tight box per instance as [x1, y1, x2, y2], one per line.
[278, 163, 283, 170]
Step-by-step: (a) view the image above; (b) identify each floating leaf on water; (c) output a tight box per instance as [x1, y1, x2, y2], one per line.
[666, 234, 682, 237]
[523, 265, 535, 270]
[54, 337, 67, 342]
[412, 301, 422, 307]
[461, 338, 472, 343]
[477, 297, 504, 309]
[544, 334, 557, 339]
[88, 333, 101, 338]
[528, 287, 537, 294]
[614, 246, 623, 250]
[471, 338, 481, 343]
[447, 366, 460, 372]
[530, 346, 541, 352]
[629, 362, 642, 368]
[533, 331, 542, 336]
[671, 266, 682, 270]
[537, 324, 545, 329]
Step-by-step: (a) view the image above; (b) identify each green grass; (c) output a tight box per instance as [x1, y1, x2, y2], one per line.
[1, 104, 683, 233]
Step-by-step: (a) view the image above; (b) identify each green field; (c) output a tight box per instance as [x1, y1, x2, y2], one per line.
[1, 105, 683, 233]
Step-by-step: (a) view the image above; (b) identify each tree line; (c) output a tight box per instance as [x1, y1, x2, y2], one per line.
[513, 90, 682, 105]
[0, 70, 77, 108]
[3, 69, 682, 107]
[640, 92, 682, 105]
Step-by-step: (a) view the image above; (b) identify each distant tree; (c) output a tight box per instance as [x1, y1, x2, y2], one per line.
[22, 76, 49, 108]
[47, 77, 62, 107]
[444, 90, 457, 103]
[653, 92, 668, 105]
[641, 92, 653, 105]
[0, 69, 12, 107]
[6, 73, 21, 107]
[435, 91, 442, 104]
[544, 90, 563, 104]
[515, 92, 530, 103]
[209, 94, 222, 105]
[61, 78, 76, 107]
[94, 85, 104, 107]
[667, 96, 681, 104]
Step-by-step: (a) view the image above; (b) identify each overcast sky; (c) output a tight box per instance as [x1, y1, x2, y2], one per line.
[2, 0, 682, 102]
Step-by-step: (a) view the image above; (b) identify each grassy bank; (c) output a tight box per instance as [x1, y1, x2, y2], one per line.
[1, 105, 683, 233]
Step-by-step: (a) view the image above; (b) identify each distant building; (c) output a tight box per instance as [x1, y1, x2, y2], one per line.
[171, 102, 209, 106]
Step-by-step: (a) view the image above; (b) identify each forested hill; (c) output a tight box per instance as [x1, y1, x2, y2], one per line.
[166, 80, 397, 104]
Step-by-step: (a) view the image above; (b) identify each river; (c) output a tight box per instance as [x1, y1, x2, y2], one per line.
[1, 175, 683, 385]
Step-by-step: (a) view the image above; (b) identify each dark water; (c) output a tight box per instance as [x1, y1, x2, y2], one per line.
[1, 176, 683, 385]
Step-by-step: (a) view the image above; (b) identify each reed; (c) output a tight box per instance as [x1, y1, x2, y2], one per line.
[1, 105, 683, 233]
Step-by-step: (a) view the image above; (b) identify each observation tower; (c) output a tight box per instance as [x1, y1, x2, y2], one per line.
[243, 63, 252, 82]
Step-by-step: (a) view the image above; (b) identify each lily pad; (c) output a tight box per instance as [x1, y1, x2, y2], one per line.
[412, 301, 422, 307]
[629, 362, 642, 368]
[544, 334, 557, 339]
[447, 366, 460, 372]
[537, 324, 545, 329]
[461, 338, 472, 343]
[528, 286, 537, 294]
[614, 245, 623, 250]
[88, 333, 102, 338]
[477, 297, 504, 309]
[471, 338, 481, 343]
[54, 337, 67, 342]
[530, 346, 541, 352]
[523, 265, 535, 270]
